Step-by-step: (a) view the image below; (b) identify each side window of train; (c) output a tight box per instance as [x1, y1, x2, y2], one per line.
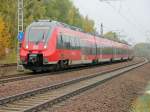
[74, 37, 77, 49]
[61, 34, 65, 49]
[76, 36, 80, 49]
[57, 33, 63, 49]
[97, 44, 99, 54]
[64, 35, 71, 49]
[70, 36, 77, 50]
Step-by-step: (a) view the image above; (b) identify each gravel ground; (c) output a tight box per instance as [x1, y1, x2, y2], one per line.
[0, 66, 29, 78]
[0, 58, 141, 98]
[46, 62, 150, 112]
[0, 66, 18, 77]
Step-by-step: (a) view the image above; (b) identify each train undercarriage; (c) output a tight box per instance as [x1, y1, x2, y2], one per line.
[23, 53, 131, 73]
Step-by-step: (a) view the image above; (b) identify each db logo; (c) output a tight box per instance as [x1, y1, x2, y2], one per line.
[33, 45, 38, 49]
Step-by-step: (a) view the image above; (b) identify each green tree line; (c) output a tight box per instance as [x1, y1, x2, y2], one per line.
[0, 0, 95, 51]
[0, 0, 129, 61]
[104, 31, 128, 44]
[134, 43, 150, 60]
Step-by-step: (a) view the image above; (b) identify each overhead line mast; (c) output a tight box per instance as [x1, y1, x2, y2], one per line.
[100, 23, 103, 37]
[17, 0, 24, 71]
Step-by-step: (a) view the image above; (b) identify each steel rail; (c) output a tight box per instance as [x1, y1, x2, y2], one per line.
[0, 60, 134, 84]
[0, 59, 148, 112]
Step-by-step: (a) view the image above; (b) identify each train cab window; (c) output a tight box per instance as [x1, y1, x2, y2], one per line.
[28, 26, 51, 44]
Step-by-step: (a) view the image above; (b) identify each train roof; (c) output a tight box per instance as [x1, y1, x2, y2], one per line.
[29, 20, 130, 46]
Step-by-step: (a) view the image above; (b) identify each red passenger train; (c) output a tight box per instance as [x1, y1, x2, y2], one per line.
[20, 20, 134, 72]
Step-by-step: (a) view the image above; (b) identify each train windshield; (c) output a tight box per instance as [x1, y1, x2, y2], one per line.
[28, 26, 51, 43]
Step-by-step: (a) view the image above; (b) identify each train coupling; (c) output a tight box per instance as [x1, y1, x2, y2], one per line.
[27, 54, 43, 66]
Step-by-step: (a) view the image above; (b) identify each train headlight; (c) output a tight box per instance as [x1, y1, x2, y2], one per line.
[44, 45, 47, 49]
[26, 45, 28, 49]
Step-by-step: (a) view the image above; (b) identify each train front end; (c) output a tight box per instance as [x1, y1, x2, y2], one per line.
[20, 20, 54, 72]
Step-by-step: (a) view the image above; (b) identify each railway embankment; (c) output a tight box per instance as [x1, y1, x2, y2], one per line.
[0, 58, 141, 98]
[47, 61, 150, 112]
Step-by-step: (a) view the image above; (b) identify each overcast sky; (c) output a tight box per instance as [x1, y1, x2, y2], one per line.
[73, 0, 150, 44]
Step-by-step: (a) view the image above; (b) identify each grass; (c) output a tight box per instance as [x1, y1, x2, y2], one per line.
[131, 95, 150, 112]
[130, 83, 150, 112]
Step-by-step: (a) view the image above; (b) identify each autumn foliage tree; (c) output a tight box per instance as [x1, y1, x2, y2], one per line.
[104, 31, 120, 41]
[0, 0, 95, 57]
[0, 16, 11, 57]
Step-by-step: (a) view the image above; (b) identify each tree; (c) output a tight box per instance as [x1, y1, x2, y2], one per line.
[104, 31, 120, 41]
[0, 0, 17, 44]
[45, 0, 95, 32]
[134, 43, 150, 60]
[0, 0, 96, 50]
[67, 6, 76, 25]
[24, 0, 46, 28]
[0, 16, 11, 57]
[82, 16, 95, 33]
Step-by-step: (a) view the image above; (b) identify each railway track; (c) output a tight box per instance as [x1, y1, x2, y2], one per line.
[0, 60, 139, 84]
[0, 59, 148, 112]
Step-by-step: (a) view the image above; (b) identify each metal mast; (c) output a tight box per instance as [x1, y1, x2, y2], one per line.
[17, 0, 24, 71]
[100, 23, 103, 37]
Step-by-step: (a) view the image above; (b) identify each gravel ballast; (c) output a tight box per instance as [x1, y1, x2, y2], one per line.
[0, 59, 141, 99]
[46, 62, 150, 112]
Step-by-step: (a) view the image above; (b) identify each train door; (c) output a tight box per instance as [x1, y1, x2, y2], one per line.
[113, 47, 116, 60]
[57, 33, 64, 60]
[92, 36, 98, 64]
[100, 44, 103, 60]
[93, 36, 97, 59]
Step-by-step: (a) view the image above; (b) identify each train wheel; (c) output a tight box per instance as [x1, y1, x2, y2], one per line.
[63, 60, 69, 68]
[54, 60, 64, 71]
[54, 60, 69, 71]
[59, 60, 69, 69]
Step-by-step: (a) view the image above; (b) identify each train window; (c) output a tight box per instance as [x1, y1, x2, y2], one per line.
[28, 26, 51, 44]
[69, 36, 72, 49]
[119, 48, 121, 54]
[74, 37, 79, 50]
[70, 36, 76, 49]
[65, 35, 71, 49]
[118, 48, 120, 54]
[74, 37, 77, 49]
[80, 39, 87, 54]
[62, 35, 66, 49]
[102, 47, 113, 55]
[57, 34, 63, 49]
[120, 48, 122, 54]
[99, 45, 102, 55]
[116, 48, 118, 55]
[76, 37, 80, 49]
[80, 39, 83, 48]
[91, 43, 95, 55]
[98, 45, 101, 55]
